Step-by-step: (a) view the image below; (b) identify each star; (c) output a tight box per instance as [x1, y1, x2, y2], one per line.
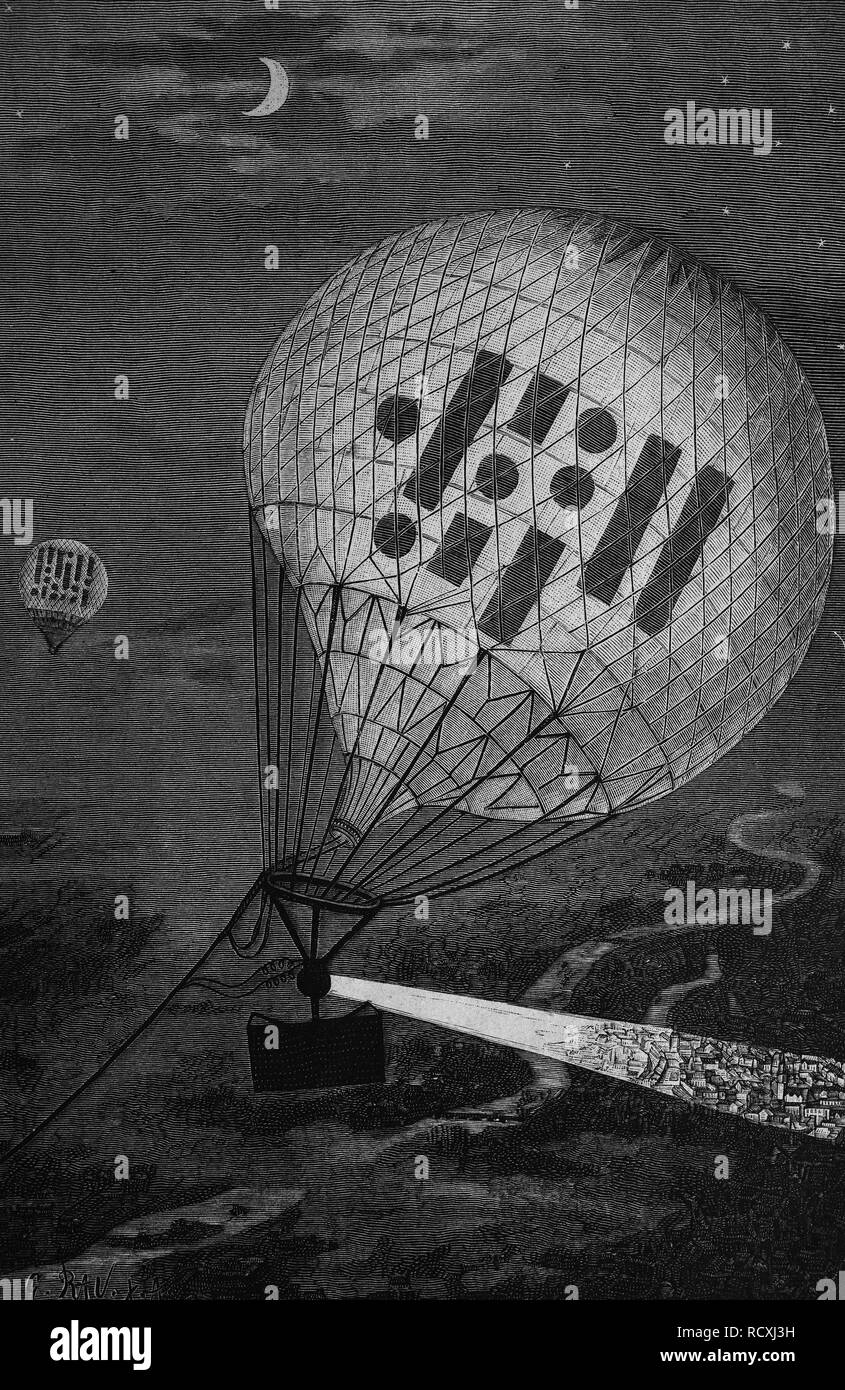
[819, 239, 827, 248]
[782, 40, 791, 50]
[15, 109, 22, 117]
[564, 161, 571, 169]
[775, 140, 782, 147]
[722, 206, 730, 216]
[837, 343, 845, 351]
[829, 104, 836, 115]
[721, 76, 729, 86]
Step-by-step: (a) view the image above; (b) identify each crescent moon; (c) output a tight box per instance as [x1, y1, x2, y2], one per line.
[243, 58, 289, 117]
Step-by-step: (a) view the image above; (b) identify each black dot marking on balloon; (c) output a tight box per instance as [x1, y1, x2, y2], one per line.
[475, 452, 519, 500]
[550, 465, 595, 510]
[376, 393, 419, 443]
[577, 407, 617, 453]
[374, 511, 417, 558]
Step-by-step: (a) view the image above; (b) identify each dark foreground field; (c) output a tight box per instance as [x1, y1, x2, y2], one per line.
[2, 801, 845, 1300]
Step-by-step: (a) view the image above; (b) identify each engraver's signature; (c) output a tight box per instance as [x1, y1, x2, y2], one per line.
[23, 1265, 159, 1300]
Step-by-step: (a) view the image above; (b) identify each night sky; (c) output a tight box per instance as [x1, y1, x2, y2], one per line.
[2, 0, 844, 963]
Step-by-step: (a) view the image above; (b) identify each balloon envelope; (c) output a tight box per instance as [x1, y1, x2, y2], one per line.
[244, 210, 832, 851]
[19, 539, 109, 653]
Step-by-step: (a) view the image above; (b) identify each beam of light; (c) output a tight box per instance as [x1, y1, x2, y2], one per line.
[331, 976, 845, 1142]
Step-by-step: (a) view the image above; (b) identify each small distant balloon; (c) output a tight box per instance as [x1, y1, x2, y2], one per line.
[19, 539, 108, 653]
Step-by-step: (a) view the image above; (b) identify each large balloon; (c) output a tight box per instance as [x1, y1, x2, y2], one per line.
[244, 210, 832, 853]
[19, 539, 109, 653]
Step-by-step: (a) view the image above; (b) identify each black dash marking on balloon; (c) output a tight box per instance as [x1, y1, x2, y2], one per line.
[507, 372, 571, 445]
[403, 351, 512, 512]
[427, 512, 492, 586]
[634, 466, 734, 637]
[80, 554, 96, 607]
[478, 527, 566, 645]
[581, 434, 683, 607]
[31, 546, 45, 597]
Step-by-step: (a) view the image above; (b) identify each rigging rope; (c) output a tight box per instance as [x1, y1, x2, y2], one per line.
[247, 512, 631, 909]
[0, 872, 266, 1178]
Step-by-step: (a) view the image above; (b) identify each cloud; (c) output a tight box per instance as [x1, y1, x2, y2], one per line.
[49, 0, 618, 196]
[144, 595, 249, 639]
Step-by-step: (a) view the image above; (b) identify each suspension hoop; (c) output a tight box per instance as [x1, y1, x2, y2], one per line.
[263, 869, 382, 916]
